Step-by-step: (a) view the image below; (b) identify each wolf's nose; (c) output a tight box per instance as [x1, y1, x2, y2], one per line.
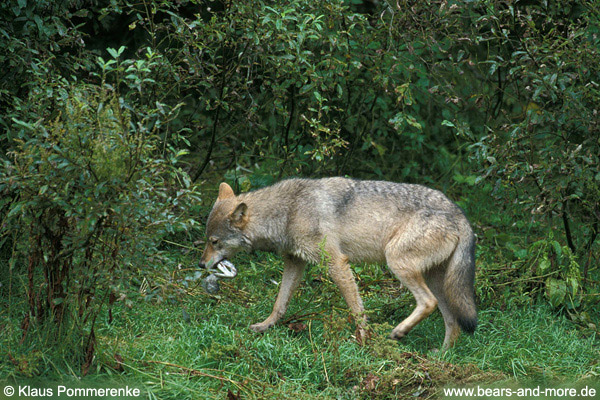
[198, 260, 206, 269]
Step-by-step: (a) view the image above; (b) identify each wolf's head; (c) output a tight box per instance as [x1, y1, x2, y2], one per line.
[199, 182, 251, 269]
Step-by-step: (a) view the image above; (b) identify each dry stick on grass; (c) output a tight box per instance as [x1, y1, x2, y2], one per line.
[142, 359, 271, 394]
[281, 311, 325, 326]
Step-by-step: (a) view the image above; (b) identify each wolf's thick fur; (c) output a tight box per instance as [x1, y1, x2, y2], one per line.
[200, 177, 477, 349]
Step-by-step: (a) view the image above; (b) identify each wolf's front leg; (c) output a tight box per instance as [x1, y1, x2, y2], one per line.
[250, 255, 306, 333]
[328, 253, 370, 344]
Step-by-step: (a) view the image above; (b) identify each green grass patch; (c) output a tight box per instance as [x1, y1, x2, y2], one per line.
[1, 252, 599, 399]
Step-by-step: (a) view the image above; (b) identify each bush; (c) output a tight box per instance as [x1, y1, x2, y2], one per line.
[0, 54, 198, 373]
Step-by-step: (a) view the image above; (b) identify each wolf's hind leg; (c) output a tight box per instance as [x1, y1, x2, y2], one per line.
[250, 255, 306, 333]
[387, 264, 438, 340]
[425, 268, 461, 350]
[385, 228, 456, 341]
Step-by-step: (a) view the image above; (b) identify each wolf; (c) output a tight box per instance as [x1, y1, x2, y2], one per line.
[199, 177, 477, 349]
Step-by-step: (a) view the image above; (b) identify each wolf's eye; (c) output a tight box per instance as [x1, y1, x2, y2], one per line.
[209, 237, 219, 245]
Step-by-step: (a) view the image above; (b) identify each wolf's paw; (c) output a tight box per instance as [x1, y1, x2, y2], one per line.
[389, 328, 407, 341]
[355, 326, 373, 345]
[249, 322, 272, 333]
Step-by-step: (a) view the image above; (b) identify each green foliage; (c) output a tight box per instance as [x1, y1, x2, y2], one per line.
[0, 50, 198, 371]
[143, 0, 458, 181]
[450, 1, 600, 316]
[464, 0, 600, 260]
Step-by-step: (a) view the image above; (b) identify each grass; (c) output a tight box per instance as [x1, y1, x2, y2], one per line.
[1, 251, 599, 399]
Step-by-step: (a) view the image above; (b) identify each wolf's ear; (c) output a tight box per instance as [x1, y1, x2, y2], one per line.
[230, 202, 248, 228]
[218, 182, 235, 200]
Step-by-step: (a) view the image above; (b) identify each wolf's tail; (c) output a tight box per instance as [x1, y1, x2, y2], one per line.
[444, 225, 478, 334]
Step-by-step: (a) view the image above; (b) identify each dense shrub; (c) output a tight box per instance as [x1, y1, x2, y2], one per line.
[0, 53, 198, 372]
[440, 0, 600, 310]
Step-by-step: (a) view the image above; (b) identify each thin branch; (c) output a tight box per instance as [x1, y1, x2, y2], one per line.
[192, 103, 220, 183]
[277, 85, 296, 180]
[192, 35, 253, 183]
[561, 199, 576, 254]
[583, 218, 598, 280]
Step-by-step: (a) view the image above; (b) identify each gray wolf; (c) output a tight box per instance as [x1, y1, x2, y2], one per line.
[199, 177, 477, 349]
